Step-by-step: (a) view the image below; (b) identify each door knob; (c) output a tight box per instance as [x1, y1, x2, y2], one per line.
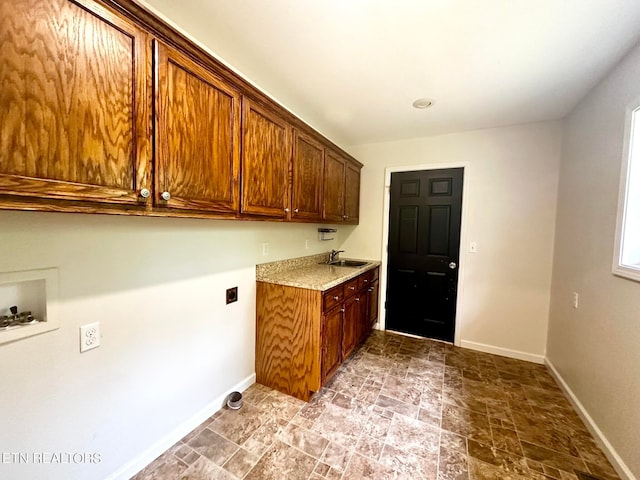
[449, 262, 457, 269]
[161, 191, 171, 201]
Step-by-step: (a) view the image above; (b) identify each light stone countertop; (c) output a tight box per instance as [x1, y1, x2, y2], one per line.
[256, 255, 380, 291]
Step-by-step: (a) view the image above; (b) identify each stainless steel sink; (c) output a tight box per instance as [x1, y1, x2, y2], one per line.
[328, 259, 370, 268]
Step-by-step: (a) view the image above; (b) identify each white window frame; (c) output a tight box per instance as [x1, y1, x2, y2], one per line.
[613, 97, 640, 282]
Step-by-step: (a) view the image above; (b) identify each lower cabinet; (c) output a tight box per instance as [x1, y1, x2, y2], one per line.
[256, 266, 379, 401]
[321, 305, 343, 382]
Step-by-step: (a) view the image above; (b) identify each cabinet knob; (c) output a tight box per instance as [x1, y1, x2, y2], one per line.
[340, 308, 345, 313]
[368, 288, 373, 292]
[161, 191, 171, 201]
[350, 286, 355, 290]
[333, 296, 339, 301]
[294, 208, 299, 213]
[284, 207, 290, 213]
[355, 297, 360, 302]
[342, 215, 347, 219]
[364, 279, 368, 283]
[139, 188, 150, 199]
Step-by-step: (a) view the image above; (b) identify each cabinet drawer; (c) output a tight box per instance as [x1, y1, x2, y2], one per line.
[343, 278, 359, 298]
[358, 271, 374, 290]
[323, 285, 344, 311]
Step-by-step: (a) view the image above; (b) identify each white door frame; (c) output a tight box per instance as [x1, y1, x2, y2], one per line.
[378, 162, 471, 347]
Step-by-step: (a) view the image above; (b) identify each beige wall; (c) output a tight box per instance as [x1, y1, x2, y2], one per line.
[342, 122, 562, 360]
[0, 211, 349, 480]
[547, 42, 640, 477]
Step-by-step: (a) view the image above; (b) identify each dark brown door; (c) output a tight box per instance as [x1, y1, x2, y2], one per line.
[291, 131, 324, 221]
[322, 150, 346, 222]
[386, 168, 463, 342]
[322, 305, 342, 382]
[155, 42, 241, 213]
[241, 98, 291, 217]
[0, 0, 151, 204]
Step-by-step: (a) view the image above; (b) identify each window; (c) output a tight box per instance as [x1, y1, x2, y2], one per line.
[613, 99, 640, 282]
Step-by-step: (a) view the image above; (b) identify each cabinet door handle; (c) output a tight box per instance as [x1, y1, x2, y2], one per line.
[368, 288, 373, 292]
[284, 207, 290, 213]
[364, 279, 368, 283]
[294, 208, 299, 213]
[350, 286, 355, 290]
[355, 297, 360, 302]
[161, 191, 171, 201]
[139, 188, 150, 199]
[340, 308, 345, 313]
[333, 296, 339, 301]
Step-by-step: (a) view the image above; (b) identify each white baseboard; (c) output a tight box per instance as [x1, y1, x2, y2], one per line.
[545, 360, 636, 480]
[105, 373, 256, 480]
[460, 340, 545, 364]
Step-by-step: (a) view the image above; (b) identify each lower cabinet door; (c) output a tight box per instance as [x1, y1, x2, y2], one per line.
[322, 305, 343, 382]
[368, 279, 380, 328]
[342, 295, 359, 358]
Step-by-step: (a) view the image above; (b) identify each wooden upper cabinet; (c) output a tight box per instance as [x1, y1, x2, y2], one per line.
[155, 42, 241, 213]
[0, 0, 151, 205]
[322, 150, 346, 222]
[291, 131, 324, 221]
[344, 161, 361, 224]
[241, 99, 292, 218]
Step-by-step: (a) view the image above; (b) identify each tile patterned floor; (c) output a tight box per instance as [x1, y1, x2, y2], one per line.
[132, 331, 620, 480]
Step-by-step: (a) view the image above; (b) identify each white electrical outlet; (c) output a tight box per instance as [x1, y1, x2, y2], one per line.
[262, 243, 269, 256]
[305, 239, 310, 249]
[572, 292, 579, 309]
[80, 322, 100, 353]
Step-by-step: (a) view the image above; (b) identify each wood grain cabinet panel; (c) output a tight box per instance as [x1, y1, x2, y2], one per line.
[342, 294, 360, 359]
[344, 161, 361, 224]
[0, 0, 151, 204]
[322, 149, 362, 224]
[291, 131, 324, 221]
[322, 150, 346, 222]
[241, 99, 292, 218]
[321, 305, 343, 383]
[155, 42, 241, 213]
[256, 282, 322, 401]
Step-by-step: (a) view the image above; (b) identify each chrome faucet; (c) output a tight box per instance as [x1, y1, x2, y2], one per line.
[329, 249, 345, 263]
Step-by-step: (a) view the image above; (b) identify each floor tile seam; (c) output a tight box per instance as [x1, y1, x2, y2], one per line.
[231, 407, 296, 480]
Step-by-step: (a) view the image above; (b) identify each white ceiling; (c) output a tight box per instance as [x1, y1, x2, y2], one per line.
[143, 0, 640, 147]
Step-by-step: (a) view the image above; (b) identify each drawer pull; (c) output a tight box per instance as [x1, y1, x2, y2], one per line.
[364, 279, 368, 283]
[340, 308, 345, 313]
[350, 286, 355, 290]
[355, 297, 360, 302]
[333, 295, 339, 301]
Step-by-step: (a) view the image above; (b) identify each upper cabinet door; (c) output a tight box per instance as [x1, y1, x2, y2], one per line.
[241, 99, 292, 218]
[344, 162, 361, 224]
[0, 0, 151, 204]
[291, 131, 324, 221]
[322, 150, 346, 223]
[155, 42, 241, 213]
